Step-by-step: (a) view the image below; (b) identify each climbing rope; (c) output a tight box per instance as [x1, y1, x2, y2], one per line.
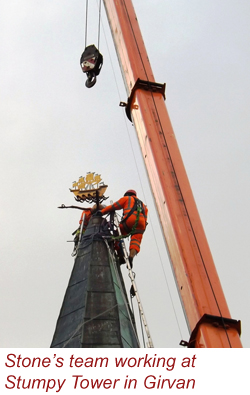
[105, 239, 141, 346]
[112, 213, 154, 348]
[68, 211, 153, 348]
[62, 303, 119, 348]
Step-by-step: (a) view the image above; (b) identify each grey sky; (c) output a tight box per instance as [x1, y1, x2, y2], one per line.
[0, 0, 249, 348]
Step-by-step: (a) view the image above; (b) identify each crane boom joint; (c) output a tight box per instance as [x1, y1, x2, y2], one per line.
[119, 78, 166, 122]
[180, 314, 241, 348]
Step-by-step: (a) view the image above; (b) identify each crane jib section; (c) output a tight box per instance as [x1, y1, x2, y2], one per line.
[103, 0, 242, 348]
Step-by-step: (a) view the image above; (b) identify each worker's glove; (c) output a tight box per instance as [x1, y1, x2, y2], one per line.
[95, 210, 103, 217]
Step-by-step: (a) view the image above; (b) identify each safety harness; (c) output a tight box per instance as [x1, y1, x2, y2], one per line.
[112, 197, 147, 240]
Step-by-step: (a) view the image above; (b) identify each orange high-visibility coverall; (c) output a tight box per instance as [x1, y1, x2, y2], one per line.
[79, 209, 92, 231]
[101, 196, 148, 254]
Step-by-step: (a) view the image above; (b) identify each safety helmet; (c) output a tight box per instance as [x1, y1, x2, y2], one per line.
[124, 189, 137, 197]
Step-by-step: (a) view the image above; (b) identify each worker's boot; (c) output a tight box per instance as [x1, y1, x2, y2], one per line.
[128, 256, 133, 269]
[119, 254, 126, 265]
[115, 240, 126, 265]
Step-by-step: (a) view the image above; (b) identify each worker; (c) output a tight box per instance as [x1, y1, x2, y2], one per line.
[72, 203, 104, 256]
[79, 207, 94, 231]
[98, 190, 148, 267]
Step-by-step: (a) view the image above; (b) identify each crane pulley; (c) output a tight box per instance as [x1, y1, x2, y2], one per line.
[80, 45, 103, 88]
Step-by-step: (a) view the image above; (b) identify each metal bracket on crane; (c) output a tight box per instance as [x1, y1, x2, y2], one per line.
[179, 314, 241, 348]
[120, 78, 166, 122]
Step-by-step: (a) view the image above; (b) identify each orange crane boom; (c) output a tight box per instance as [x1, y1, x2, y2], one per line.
[103, 0, 242, 347]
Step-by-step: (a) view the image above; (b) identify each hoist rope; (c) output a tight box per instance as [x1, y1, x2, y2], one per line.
[97, 0, 102, 49]
[121, 0, 233, 347]
[84, 0, 102, 49]
[84, 0, 88, 48]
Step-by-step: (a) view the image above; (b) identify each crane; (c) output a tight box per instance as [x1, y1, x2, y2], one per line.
[102, 0, 242, 348]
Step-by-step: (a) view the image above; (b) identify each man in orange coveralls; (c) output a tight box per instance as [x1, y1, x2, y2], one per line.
[79, 203, 105, 231]
[79, 206, 94, 231]
[99, 190, 148, 267]
[72, 204, 104, 255]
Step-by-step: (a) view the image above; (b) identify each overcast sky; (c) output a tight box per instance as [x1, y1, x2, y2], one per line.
[0, 0, 249, 348]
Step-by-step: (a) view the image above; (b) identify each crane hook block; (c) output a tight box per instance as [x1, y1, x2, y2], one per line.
[80, 45, 103, 88]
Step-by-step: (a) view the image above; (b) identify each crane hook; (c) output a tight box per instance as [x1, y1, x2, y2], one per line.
[85, 71, 97, 88]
